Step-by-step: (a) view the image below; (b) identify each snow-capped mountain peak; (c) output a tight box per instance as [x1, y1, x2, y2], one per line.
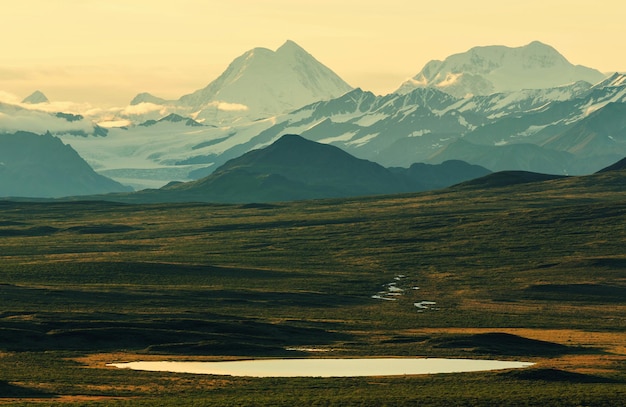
[396, 41, 606, 97]
[22, 90, 49, 104]
[141, 40, 353, 118]
[275, 39, 306, 54]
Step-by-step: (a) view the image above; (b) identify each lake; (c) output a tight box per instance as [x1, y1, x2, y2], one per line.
[108, 358, 534, 377]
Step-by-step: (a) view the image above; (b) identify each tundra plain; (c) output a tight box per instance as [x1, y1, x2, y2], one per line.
[1, 172, 626, 405]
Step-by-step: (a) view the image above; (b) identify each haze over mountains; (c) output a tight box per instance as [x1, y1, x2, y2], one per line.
[1, 40, 625, 199]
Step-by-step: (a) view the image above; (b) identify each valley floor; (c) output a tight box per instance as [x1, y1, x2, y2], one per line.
[1, 176, 626, 405]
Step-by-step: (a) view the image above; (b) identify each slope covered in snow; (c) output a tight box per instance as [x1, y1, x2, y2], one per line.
[59, 117, 277, 190]
[396, 41, 606, 97]
[130, 40, 353, 119]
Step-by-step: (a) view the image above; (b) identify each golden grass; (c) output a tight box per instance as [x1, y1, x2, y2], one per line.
[410, 327, 626, 375]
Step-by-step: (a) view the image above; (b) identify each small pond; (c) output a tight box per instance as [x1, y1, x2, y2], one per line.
[108, 358, 533, 378]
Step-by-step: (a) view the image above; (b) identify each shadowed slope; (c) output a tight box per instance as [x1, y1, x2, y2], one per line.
[0, 131, 131, 198]
[166, 134, 411, 202]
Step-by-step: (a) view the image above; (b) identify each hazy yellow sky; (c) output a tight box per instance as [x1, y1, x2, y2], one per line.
[1, 0, 625, 106]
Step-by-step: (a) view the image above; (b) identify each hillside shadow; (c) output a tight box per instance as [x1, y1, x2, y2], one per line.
[525, 283, 626, 303]
[65, 224, 141, 234]
[0, 226, 59, 236]
[0, 380, 53, 398]
[0, 312, 351, 354]
[0, 223, 140, 236]
[501, 368, 622, 384]
[428, 332, 594, 357]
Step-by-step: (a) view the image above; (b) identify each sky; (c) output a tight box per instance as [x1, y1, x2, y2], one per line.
[1, 0, 625, 107]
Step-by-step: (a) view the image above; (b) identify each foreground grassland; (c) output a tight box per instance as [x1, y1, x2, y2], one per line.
[1, 173, 626, 405]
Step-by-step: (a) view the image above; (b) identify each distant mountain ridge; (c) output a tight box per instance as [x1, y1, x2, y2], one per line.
[139, 113, 204, 127]
[106, 134, 491, 203]
[454, 154, 626, 191]
[396, 41, 606, 97]
[49, 136, 626, 204]
[57, 72, 626, 190]
[224, 72, 626, 177]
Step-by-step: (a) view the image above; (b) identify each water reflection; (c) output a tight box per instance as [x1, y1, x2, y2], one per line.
[108, 358, 533, 377]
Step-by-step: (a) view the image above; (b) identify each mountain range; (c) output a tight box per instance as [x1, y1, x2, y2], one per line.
[57, 133, 626, 204]
[2, 40, 625, 198]
[113, 134, 491, 203]
[51, 40, 624, 191]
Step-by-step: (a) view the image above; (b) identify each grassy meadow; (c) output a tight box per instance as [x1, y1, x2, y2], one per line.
[1, 173, 626, 405]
